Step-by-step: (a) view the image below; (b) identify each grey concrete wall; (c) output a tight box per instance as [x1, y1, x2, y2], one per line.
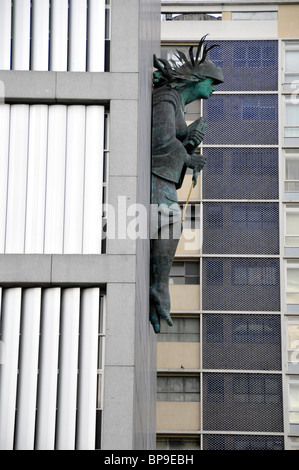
[134, 0, 161, 450]
[0, 0, 161, 451]
[101, 0, 161, 450]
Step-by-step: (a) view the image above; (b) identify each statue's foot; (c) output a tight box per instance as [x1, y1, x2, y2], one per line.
[150, 306, 160, 334]
[150, 283, 173, 333]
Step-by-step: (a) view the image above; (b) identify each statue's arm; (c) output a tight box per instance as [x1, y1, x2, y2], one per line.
[152, 100, 192, 166]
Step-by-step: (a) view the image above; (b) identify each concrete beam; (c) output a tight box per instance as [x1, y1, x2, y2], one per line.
[0, 71, 138, 104]
[0, 254, 136, 286]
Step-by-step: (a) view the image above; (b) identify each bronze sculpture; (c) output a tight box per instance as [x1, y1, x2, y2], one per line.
[150, 35, 224, 334]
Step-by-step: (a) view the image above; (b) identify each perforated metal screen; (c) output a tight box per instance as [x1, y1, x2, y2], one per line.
[202, 258, 280, 311]
[202, 147, 279, 200]
[203, 434, 284, 450]
[202, 314, 281, 370]
[203, 202, 279, 254]
[203, 95, 278, 145]
[203, 373, 283, 432]
[207, 40, 278, 92]
[161, 40, 278, 92]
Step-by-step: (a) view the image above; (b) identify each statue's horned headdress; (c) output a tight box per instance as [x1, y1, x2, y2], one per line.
[153, 34, 224, 88]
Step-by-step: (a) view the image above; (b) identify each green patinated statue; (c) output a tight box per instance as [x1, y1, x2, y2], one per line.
[150, 35, 224, 334]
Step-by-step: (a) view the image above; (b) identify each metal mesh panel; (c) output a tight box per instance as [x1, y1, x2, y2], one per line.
[207, 40, 278, 92]
[202, 258, 280, 311]
[202, 202, 279, 254]
[202, 147, 279, 200]
[202, 314, 281, 370]
[161, 40, 278, 92]
[203, 434, 284, 450]
[203, 373, 284, 432]
[203, 94, 278, 145]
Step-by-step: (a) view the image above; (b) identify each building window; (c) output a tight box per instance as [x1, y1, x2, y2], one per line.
[233, 317, 280, 344]
[158, 318, 200, 342]
[169, 261, 200, 285]
[206, 260, 223, 286]
[285, 205, 299, 248]
[157, 376, 200, 402]
[285, 150, 299, 193]
[157, 436, 200, 450]
[286, 261, 299, 306]
[207, 375, 224, 403]
[232, 264, 278, 286]
[289, 378, 299, 426]
[284, 99, 299, 146]
[232, 204, 277, 230]
[284, 42, 299, 91]
[287, 317, 299, 370]
[206, 315, 224, 343]
[232, 12, 278, 21]
[233, 375, 280, 404]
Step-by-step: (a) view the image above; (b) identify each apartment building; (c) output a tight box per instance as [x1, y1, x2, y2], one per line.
[157, 0, 299, 451]
[0, 0, 160, 450]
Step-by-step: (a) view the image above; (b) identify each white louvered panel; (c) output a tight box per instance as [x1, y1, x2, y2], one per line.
[0, 105, 10, 253]
[15, 289, 41, 450]
[44, 106, 67, 254]
[87, 0, 106, 72]
[0, 0, 12, 70]
[69, 0, 88, 72]
[35, 288, 61, 450]
[64, 106, 86, 254]
[56, 288, 81, 450]
[31, 0, 50, 71]
[50, 0, 69, 71]
[5, 105, 29, 254]
[83, 107, 104, 254]
[76, 288, 100, 449]
[12, 0, 31, 71]
[25, 106, 48, 254]
[0, 288, 22, 450]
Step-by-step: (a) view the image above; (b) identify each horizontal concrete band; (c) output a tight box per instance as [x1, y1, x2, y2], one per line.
[0, 71, 138, 104]
[0, 254, 136, 286]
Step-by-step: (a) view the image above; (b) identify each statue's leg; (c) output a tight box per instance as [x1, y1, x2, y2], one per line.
[150, 221, 181, 334]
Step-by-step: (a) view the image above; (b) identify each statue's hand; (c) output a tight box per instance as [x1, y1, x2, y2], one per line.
[188, 153, 206, 173]
[184, 130, 205, 154]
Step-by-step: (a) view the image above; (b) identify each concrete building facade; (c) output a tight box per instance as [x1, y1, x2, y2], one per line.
[0, 0, 160, 450]
[157, 0, 299, 451]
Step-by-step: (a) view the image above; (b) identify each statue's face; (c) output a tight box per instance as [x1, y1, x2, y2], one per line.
[193, 77, 215, 100]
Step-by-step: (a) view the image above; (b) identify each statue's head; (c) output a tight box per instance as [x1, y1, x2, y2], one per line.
[153, 34, 224, 91]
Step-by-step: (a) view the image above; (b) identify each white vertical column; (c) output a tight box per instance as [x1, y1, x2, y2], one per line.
[87, 0, 105, 72]
[12, 0, 31, 71]
[35, 288, 61, 450]
[50, 0, 69, 71]
[0, 0, 12, 70]
[83, 106, 104, 254]
[64, 106, 86, 254]
[0, 288, 22, 450]
[76, 288, 100, 449]
[69, 0, 87, 71]
[0, 105, 10, 253]
[5, 105, 29, 254]
[44, 105, 67, 254]
[25, 105, 48, 254]
[31, 0, 50, 71]
[56, 288, 80, 450]
[15, 288, 41, 450]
